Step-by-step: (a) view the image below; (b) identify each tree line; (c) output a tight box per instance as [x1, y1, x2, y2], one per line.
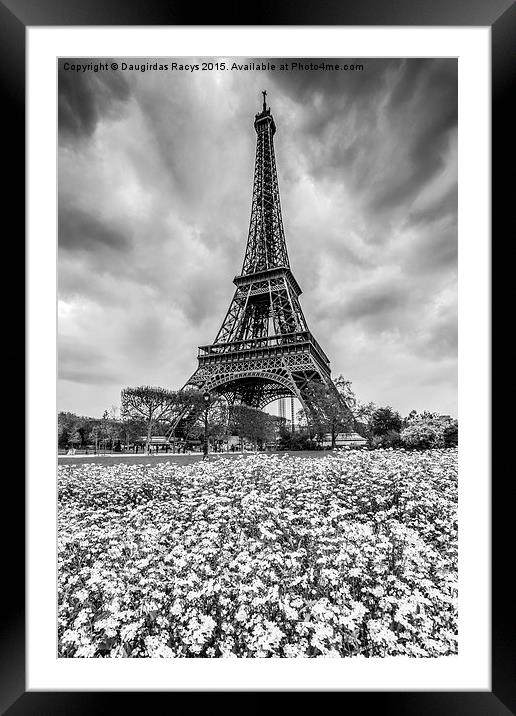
[58, 391, 283, 454]
[278, 377, 458, 451]
[58, 377, 458, 453]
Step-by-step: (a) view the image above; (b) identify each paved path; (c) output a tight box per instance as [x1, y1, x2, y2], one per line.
[58, 450, 337, 467]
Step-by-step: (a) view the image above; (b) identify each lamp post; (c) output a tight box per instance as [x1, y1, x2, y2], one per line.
[203, 391, 210, 460]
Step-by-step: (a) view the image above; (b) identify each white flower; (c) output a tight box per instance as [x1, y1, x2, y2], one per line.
[58, 449, 458, 658]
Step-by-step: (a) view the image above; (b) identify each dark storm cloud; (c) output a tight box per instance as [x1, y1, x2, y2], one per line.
[403, 222, 458, 275]
[130, 72, 254, 222]
[268, 58, 395, 107]
[415, 314, 457, 362]
[372, 63, 457, 214]
[343, 283, 408, 322]
[408, 185, 458, 227]
[387, 59, 429, 108]
[58, 60, 131, 142]
[59, 204, 129, 253]
[268, 58, 457, 223]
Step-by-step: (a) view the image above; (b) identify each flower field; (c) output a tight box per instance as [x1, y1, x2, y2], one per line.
[58, 449, 458, 658]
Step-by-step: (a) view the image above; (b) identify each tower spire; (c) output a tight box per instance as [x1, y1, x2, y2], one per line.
[243, 96, 285, 275]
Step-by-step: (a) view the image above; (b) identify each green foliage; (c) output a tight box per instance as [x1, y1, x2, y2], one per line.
[401, 423, 441, 450]
[68, 430, 82, 447]
[400, 413, 458, 450]
[368, 407, 402, 437]
[121, 386, 186, 452]
[278, 428, 317, 451]
[443, 422, 458, 447]
[332, 376, 378, 432]
[58, 412, 79, 449]
[304, 379, 353, 448]
[229, 405, 276, 448]
[334, 375, 357, 412]
[194, 397, 230, 440]
[354, 420, 370, 439]
[58, 412, 104, 450]
[120, 417, 147, 445]
[370, 430, 402, 449]
[59, 409, 149, 452]
[354, 401, 378, 426]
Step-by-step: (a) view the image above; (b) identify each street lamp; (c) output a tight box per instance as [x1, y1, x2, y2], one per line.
[203, 391, 210, 460]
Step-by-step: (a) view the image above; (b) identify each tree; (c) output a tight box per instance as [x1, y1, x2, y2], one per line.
[229, 404, 275, 450]
[99, 409, 122, 452]
[368, 406, 402, 437]
[121, 386, 179, 454]
[400, 413, 458, 450]
[206, 398, 230, 447]
[370, 430, 402, 449]
[58, 412, 79, 449]
[230, 405, 257, 449]
[354, 400, 378, 424]
[278, 425, 315, 451]
[252, 410, 276, 449]
[59, 411, 103, 450]
[119, 416, 146, 450]
[403, 409, 419, 426]
[185, 396, 230, 450]
[58, 419, 69, 450]
[164, 389, 215, 446]
[334, 375, 357, 412]
[400, 422, 440, 450]
[68, 429, 82, 450]
[333, 377, 377, 438]
[303, 379, 353, 449]
[443, 421, 458, 447]
[88, 424, 101, 453]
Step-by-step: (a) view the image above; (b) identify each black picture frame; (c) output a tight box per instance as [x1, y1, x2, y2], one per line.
[7, 0, 511, 711]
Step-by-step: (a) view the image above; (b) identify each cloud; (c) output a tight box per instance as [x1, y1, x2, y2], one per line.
[402, 220, 458, 276]
[58, 60, 131, 142]
[59, 204, 129, 253]
[343, 281, 409, 323]
[59, 335, 120, 385]
[267, 58, 457, 231]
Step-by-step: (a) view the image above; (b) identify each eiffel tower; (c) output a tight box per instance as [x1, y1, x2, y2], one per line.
[182, 92, 352, 425]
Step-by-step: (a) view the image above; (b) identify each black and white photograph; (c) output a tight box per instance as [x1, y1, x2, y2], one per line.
[57, 57, 458, 659]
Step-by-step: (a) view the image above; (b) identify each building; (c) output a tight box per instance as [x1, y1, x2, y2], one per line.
[321, 432, 367, 448]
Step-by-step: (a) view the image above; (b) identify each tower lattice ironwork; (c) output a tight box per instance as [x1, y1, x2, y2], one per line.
[180, 93, 353, 425]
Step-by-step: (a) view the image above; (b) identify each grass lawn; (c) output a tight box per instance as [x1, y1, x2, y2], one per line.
[58, 450, 338, 467]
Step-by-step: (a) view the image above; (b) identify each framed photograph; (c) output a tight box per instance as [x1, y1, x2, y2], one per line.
[8, 0, 510, 710]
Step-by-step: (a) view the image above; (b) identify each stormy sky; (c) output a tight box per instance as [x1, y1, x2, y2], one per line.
[58, 58, 457, 418]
